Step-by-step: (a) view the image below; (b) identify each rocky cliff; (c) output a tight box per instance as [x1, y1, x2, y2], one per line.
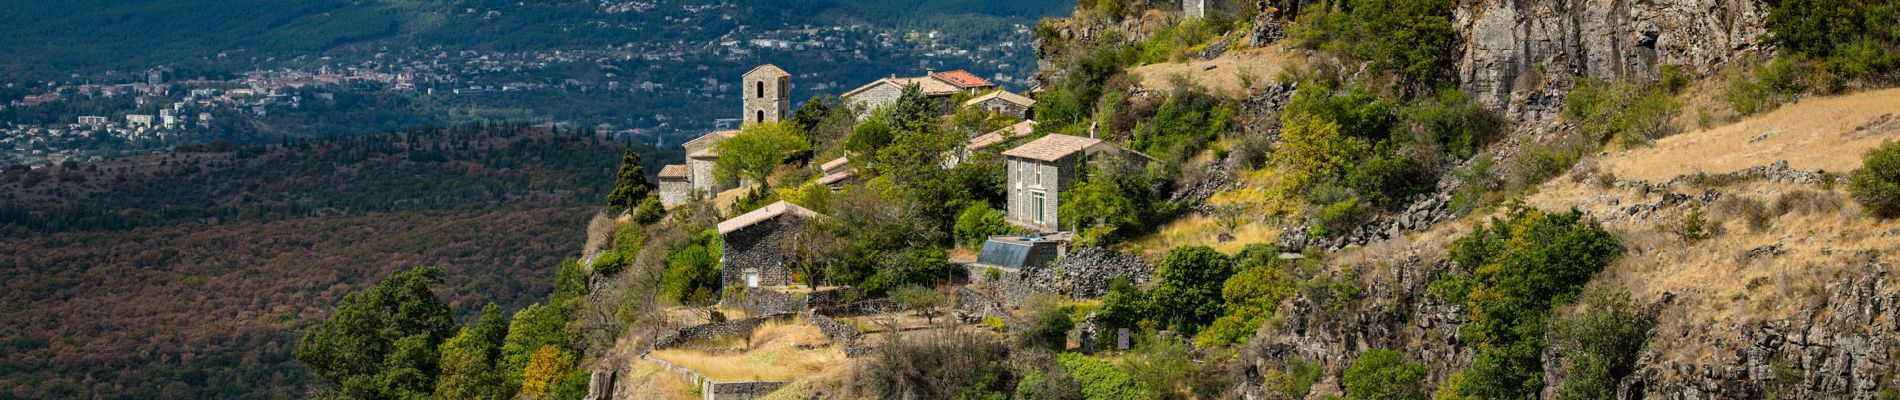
[1454, 0, 1770, 120]
[1228, 1, 1900, 399]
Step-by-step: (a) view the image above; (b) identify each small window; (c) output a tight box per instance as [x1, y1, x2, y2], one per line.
[745, 270, 760, 288]
[756, 81, 765, 98]
[756, 110, 765, 123]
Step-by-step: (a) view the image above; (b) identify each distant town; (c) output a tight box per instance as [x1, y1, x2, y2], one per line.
[2, 9, 1038, 168]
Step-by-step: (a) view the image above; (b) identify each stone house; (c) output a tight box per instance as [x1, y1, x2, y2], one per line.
[1000, 134, 1155, 232]
[657, 165, 691, 207]
[962, 90, 1036, 120]
[841, 69, 994, 118]
[718, 201, 821, 302]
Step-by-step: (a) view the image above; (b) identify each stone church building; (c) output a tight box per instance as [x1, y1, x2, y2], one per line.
[658, 65, 791, 206]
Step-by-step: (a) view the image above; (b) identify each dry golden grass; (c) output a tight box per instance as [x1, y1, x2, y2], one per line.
[1133, 169, 1292, 256]
[1128, 46, 1300, 97]
[1601, 87, 1900, 182]
[1526, 101, 1900, 369]
[648, 319, 844, 382]
[617, 359, 698, 400]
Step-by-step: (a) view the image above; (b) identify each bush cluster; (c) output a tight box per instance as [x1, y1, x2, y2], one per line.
[1851, 140, 1900, 219]
[1430, 206, 1621, 399]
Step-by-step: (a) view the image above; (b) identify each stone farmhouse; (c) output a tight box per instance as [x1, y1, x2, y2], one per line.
[841, 69, 995, 118]
[658, 65, 791, 206]
[962, 90, 1036, 120]
[717, 201, 822, 303]
[1001, 134, 1156, 233]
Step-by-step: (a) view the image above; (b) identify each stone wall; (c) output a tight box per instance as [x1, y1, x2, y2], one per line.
[706, 381, 790, 400]
[815, 299, 898, 318]
[643, 353, 790, 400]
[845, 83, 903, 119]
[658, 178, 690, 207]
[955, 286, 1017, 327]
[688, 156, 722, 194]
[809, 314, 874, 357]
[738, 287, 859, 316]
[646, 313, 794, 352]
[962, 247, 1154, 306]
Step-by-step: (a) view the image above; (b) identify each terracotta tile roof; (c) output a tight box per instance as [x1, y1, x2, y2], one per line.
[968, 120, 1037, 151]
[930, 70, 995, 89]
[658, 164, 689, 179]
[745, 64, 790, 78]
[1001, 134, 1105, 162]
[963, 90, 1036, 108]
[717, 201, 820, 234]
[820, 156, 850, 173]
[816, 170, 855, 185]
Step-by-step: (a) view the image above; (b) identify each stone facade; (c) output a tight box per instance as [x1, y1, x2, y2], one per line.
[963, 91, 1035, 120]
[1004, 153, 1079, 232]
[741, 65, 790, 126]
[718, 202, 820, 304]
[843, 81, 905, 117]
[658, 165, 691, 207]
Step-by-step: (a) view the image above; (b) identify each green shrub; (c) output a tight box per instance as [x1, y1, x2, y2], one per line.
[954, 203, 1011, 248]
[1264, 358, 1323, 399]
[1130, 82, 1233, 164]
[1342, 349, 1428, 400]
[1678, 207, 1711, 242]
[1430, 206, 1621, 399]
[1408, 89, 1495, 159]
[1725, 57, 1803, 116]
[1146, 246, 1237, 335]
[1059, 353, 1152, 400]
[1023, 296, 1077, 351]
[1292, 0, 1458, 87]
[1550, 288, 1650, 400]
[1314, 196, 1368, 238]
[1850, 140, 1900, 219]
[1563, 77, 1682, 147]
[1196, 245, 1296, 347]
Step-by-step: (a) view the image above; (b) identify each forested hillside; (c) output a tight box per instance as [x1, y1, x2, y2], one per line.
[0, 123, 673, 235]
[0, 125, 656, 398]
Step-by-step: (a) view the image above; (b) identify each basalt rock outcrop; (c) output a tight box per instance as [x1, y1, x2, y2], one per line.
[1454, 0, 1771, 120]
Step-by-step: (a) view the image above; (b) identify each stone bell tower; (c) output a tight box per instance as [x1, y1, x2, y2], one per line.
[741, 65, 791, 126]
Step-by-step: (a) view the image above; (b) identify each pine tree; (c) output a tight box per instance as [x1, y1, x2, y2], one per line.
[605, 150, 652, 209]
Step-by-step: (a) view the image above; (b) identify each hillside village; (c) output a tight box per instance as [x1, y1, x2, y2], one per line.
[281, 0, 1900, 399]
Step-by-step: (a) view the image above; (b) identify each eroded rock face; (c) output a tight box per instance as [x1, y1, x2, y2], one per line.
[1232, 257, 1474, 399]
[1623, 265, 1900, 400]
[1455, 0, 1770, 120]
